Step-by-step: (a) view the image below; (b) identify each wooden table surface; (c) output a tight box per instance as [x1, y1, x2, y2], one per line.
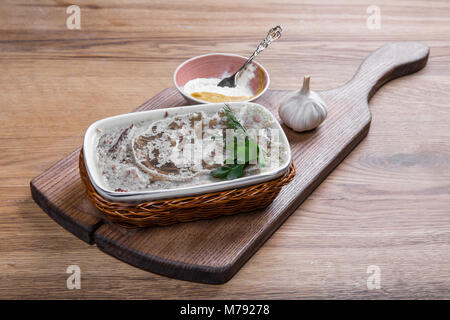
[1, 0, 449, 299]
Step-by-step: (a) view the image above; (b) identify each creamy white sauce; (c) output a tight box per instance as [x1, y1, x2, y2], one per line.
[96, 104, 288, 193]
[183, 64, 256, 99]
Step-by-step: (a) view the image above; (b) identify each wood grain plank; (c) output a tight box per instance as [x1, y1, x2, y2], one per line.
[29, 88, 184, 243]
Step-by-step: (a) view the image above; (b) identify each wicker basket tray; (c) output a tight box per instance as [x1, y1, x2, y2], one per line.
[79, 150, 295, 228]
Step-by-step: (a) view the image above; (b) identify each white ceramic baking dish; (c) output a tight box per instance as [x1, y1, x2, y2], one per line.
[83, 102, 292, 202]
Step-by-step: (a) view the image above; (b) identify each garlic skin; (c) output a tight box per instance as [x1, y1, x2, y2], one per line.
[279, 76, 327, 132]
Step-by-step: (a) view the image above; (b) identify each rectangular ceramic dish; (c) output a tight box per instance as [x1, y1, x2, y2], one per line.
[83, 102, 292, 202]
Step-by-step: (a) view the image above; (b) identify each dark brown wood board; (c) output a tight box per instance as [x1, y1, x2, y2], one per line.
[31, 42, 429, 284]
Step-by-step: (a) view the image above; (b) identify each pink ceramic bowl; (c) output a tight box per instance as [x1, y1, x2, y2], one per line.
[173, 53, 270, 104]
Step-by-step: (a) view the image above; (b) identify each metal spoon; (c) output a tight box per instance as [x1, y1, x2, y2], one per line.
[217, 25, 283, 88]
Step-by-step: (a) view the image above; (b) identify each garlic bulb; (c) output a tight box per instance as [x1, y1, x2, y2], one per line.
[279, 76, 327, 132]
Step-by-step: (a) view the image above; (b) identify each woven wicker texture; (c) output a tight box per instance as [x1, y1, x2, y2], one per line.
[79, 150, 295, 228]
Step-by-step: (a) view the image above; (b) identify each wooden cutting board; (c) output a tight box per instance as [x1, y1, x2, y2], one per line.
[30, 42, 429, 284]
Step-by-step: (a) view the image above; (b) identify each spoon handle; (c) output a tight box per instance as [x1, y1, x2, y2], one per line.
[237, 26, 283, 76]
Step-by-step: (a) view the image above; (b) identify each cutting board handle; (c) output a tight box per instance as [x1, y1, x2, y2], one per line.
[345, 42, 429, 101]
